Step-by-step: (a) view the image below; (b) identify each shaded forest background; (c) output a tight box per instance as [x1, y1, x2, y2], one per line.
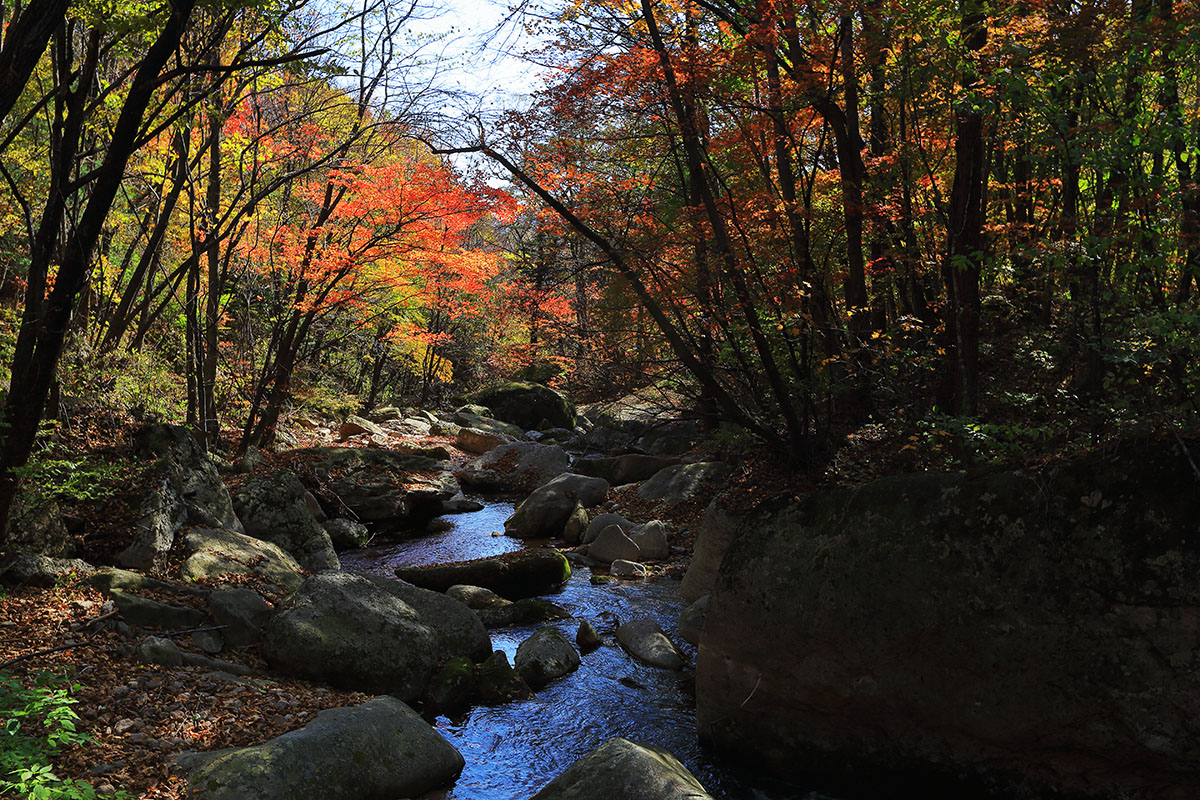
[1, 0, 1198, 543]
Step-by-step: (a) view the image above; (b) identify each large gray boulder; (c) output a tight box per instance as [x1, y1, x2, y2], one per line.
[679, 498, 743, 602]
[452, 410, 525, 440]
[514, 626, 580, 688]
[456, 426, 514, 454]
[572, 454, 679, 486]
[262, 572, 438, 700]
[582, 513, 634, 544]
[263, 572, 487, 700]
[232, 471, 338, 572]
[0, 554, 93, 588]
[210, 588, 273, 648]
[628, 521, 669, 561]
[180, 528, 306, 594]
[459, 442, 570, 491]
[293, 447, 459, 523]
[529, 737, 712, 800]
[505, 474, 609, 539]
[338, 414, 387, 439]
[637, 462, 733, 506]
[357, 574, 491, 662]
[176, 697, 463, 800]
[118, 424, 244, 568]
[470, 382, 576, 430]
[697, 437, 1200, 800]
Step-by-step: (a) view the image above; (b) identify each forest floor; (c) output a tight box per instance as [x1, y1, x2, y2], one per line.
[0, 410, 801, 800]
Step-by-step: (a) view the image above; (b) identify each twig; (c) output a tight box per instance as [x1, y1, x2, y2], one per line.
[0, 641, 97, 670]
[162, 625, 226, 638]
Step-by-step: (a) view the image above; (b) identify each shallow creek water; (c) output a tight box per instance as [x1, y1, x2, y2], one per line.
[340, 498, 829, 800]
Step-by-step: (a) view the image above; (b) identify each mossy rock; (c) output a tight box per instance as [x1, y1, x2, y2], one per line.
[426, 656, 476, 714]
[478, 598, 571, 628]
[395, 549, 571, 600]
[470, 382, 575, 431]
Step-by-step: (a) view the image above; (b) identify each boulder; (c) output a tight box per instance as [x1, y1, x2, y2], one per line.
[529, 737, 712, 800]
[478, 598, 571, 628]
[636, 420, 702, 457]
[357, 574, 491, 662]
[679, 497, 743, 603]
[505, 474, 610, 539]
[118, 424, 244, 568]
[262, 572, 440, 700]
[7, 494, 71, 556]
[446, 584, 511, 609]
[426, 656, 476, 714]
[322, 518, 370, 549]
[456, 427, 514, 454]
[697, 437, 1200, 800]
[476, 650, 532, 705]
[138, 636, 183, 667]
[366, 406, 403, 423]
[470, 382, 575, 431]
[209, 588, 273, 648]
[514, 626, 580, 688]
[582, 513, 634, 545]
[459, 442, 570, 491]
[575, 621, 603, 653]
[0, 555, 93, 588]
[562, 503, 588, 545]
[293, 448, 459, 523]
[443, 496, 485, 514]
[87, 568, 207, 597]
[338, 414, 387, 439]
[637, 462, 733, 506]
[231, 471, 338, 572]
[111, 590, 205, 629]
[628, 521, 669, 561]
[609, 559, 647, 579]
[180, 528, 306, 594]
[678, 595, 708, 646]
[572, 454, 680, 486]
[588, 525, 640, 564]
[616, 618, 685, 669]
[452, 410, 525, 440]
[395, 549, 571, 600]
[176, 697, 464, 800]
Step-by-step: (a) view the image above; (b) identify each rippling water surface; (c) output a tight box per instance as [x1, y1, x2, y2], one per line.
[341, 497, 830, 800]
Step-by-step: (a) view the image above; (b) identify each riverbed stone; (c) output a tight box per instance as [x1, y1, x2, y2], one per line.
[180, 528, 306, 595]
[697, 436, 1200, 799]
[137, 636, 183, 667]
[322, 518, 370, 549]
[588, 525, 640, 564]
[456, 426, 514, 454]
[529, 737, 712, 800]
[111, 590, 205, 630]
[459, 442, 570, 491]
[176, 697, 464, 800]
[453, 410, 525, 440]
[505, 474, 610, 539]
[628, 521, 669, 561]
[396, 549, 571, 599]
[515, 626, 581, 688]
[616, 618, 686, 669]
[477, 598, 571, 628]
[447, 584, 511, 609]
[358, 574, 491, 662]
[576, 621, 603, 653]
[426, 656, 476, 714]
[562, 503, 588, 544]
[582, 513, 634, 544]
[609, 559, 648, 579]
[476, 650, 532, 704]
[443, 496, 486, 514]
[231, 471, 339, 572]
[0, 554, 94, 588]
[262, 572, 440, 701]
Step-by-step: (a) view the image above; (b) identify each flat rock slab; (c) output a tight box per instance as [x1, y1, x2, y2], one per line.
[636, 462, 733, 505]
[395, 549, 571, 600]
[459, 442, 570, 491]
[616, 618, 686, 669]
[180, 528, 306, 595]
[530, 737, 712, 800]
[177, 697, 464, 800]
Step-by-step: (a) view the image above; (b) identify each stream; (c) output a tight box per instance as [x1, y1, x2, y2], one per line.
[341, 497, 831, 800]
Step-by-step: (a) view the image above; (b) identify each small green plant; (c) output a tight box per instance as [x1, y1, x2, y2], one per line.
[0, 669, 126, 800]
[15, 439, 125, 506]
